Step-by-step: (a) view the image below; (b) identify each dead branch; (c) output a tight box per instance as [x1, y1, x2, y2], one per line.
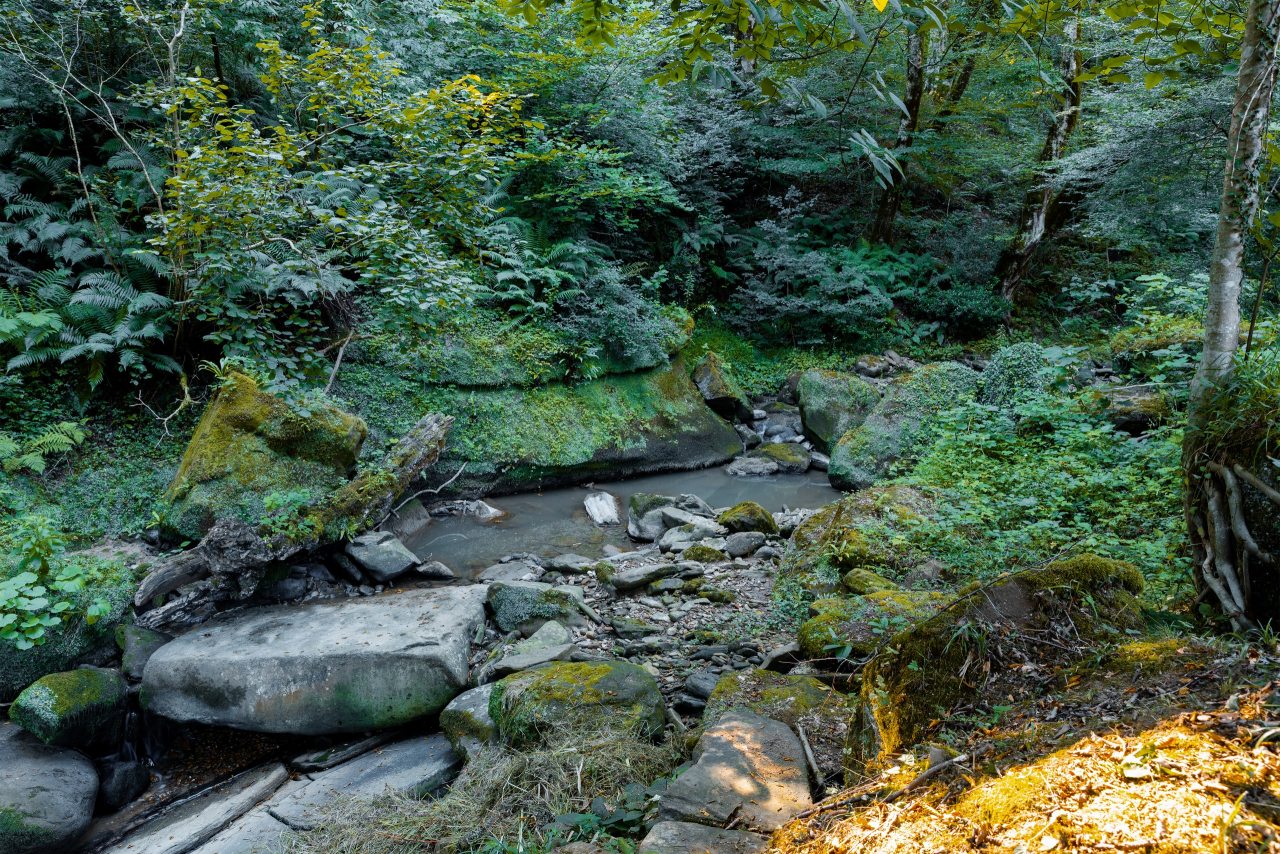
[382, 463, 468, 523]
[796, 724, 824, 789]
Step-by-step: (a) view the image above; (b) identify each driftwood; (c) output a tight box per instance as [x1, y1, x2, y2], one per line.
[133, 413, 452, 630]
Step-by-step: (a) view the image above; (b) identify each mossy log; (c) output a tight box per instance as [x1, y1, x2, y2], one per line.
[132, 412, 452, 630]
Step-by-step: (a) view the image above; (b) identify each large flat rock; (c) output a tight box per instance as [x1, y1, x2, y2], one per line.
[658, 709, 812, 832]
[186, 810, 290, 854]
[267, 735, 460, 831]
[101, 763, 287, 854]
[142, 587, 486, 734]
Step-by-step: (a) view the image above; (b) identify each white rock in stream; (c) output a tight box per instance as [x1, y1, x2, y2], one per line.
[142, 587, 486, 735]
[584, 491, 622, 526]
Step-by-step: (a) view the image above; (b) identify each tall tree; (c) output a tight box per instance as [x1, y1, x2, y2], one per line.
[993, 17, 1082, 302]
[871, 27, 927, 243]
[1183, 0, 1280, 630]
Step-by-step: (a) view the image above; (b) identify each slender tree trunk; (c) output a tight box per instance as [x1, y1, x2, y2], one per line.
[994, 19, 1081, 301]
[1183, 0, 1280, 630]
[872, 29, 927, 244]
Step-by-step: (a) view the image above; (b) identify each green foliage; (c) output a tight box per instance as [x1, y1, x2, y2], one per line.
[0, 421, 84, 474]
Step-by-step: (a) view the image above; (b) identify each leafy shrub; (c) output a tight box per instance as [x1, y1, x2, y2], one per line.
[0, 515, 111, 650]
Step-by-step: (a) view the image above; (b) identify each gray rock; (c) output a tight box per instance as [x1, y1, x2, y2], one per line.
[481, 622, 578, 682]
[584, 492, 622, 526]
[692, 353, 753, 423]
[9, 667, 127, 753]
[638, 821, 767, 853]
[658, 519, 727, 553]
[810, 452, 831, 472]
[684, 668, 720, 699]
[119, 625, 172, 681]
[492, 660, 665, 745]
[0, 723, 98, 854]
[95, 758, 149, 813]
[627, 493, 678, 541]
[142, 587, 485, 734]
[292, 733, 395, 773]
[609, 562, 681, 592]
[487, 582, 589, 635]
[440, 684, 497, 759]
[101, 763, 287, 854]
[658, 709, 812, 832]
[187, 809, 290, 854]
[725, 456, 779, 478]
[415, 560, 455, 580]
[264, 575, 307, 602]
[724, 531, 767, 558]
[328, 553, 365, 585]
[734, 424, 763, 449]
[344, 531, 419, 583]
[544, 554, 595, 573]
[477, 560, 541, 583]
[267, 736, 460, 831]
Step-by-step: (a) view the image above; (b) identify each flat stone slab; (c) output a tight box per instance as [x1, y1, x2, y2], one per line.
[187, 809, 290, 854]
[658, 708, 812, 832]
[267, 735, 460, 831]
[142, 587, 486, 734]
[639, 821, 768, 853]
[102, 763, 287, 854]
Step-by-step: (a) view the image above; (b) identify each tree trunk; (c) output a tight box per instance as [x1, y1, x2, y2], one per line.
[871, 29, 927, 244]
[1183, 0, 1280, 631]
[993, 19, 1082, 302]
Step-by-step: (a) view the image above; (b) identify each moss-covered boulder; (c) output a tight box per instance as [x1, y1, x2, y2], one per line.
[691, 352, 753, 423]
[164, 372, 367, 541]
[717, 501, 779, 535]
[798, 591, 949, 660]
[841, 568, 899, 595]
[440, 684, 496, 759]
[704, 668, 854, 777]
[979, 343, 1052, 408]
[797, 370, 880, 452]
[405, 357, 742, 495]
[828, 362, 979, 491]
[9, 667, 126, 754]
[848, 555, 1145, 773]
[490, 661, 665, 746]
[1109, 313, 1203, 377]
[749, 442, 811, 473]
[681, 544, 727, 563]
[486, 582, 589, 635]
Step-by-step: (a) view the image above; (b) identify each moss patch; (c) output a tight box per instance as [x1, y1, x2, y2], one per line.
[682, 544, 726, 563]
[9, 667, 126, 750]
[717, 501, 779, 535]
[797, 369, 879, 451]
[490, 661, 665, 747]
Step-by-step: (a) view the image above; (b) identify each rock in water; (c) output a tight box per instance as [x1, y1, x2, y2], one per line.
[0, 723, 98, 854]
[141, 587, 485, 734]
[345, 531, 420, 583]
[583, 492, 621, 526]
[658, 709, 811, 832]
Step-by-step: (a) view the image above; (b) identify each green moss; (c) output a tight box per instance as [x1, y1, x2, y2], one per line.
[842, 568, 899, 595]
[490, 661, 665, 746]
[828, 362, 979, 491]
[797, 369, 879, 450]
[717, 501, 779, 535]
[9, 667, 125, 749]
[754, 442, 811, 467]
[705, 668, 847, 726]
[1033, 554, 1144, 596]
[681, 544, 726, 563]
[979, 343, 1051, 408]
[1110, 314, 1202, 357]
[163, 372, 367, 540]
[488, 584, 584, 633]
[797, 590, 946, 660]
[0, 806, 56, 853]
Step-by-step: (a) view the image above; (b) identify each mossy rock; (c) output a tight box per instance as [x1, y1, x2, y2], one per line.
[9, 667, 127, 753]
[1109, 313, 1203, 373]
[682, 544, 727, 563]
[749, 442, 810, 473]
[798, 590, 948, 660]
[841, 568, 899, 595]
[828, 362, 979, 491]
[440, 684, 496, 759]
[489, 660, 665, 747]
[691, 351, 753, 423]
[487, 582, 587, 635]
[979, 343, 1052, 408]
[704, 668, 854, 777]
[847, 554, 1146, 773]
[717, 501, 779, 535]
[405, 357, 742, 495]
[163, 372, 367, 541]
[797, 370, 880, 452]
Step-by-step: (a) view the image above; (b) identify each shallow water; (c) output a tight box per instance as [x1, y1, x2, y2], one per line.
[401, 466, 841, 575]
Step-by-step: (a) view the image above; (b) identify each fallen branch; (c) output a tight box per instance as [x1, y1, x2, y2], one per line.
[796, 724, 824, 789]
[382, 462, 468, 524]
